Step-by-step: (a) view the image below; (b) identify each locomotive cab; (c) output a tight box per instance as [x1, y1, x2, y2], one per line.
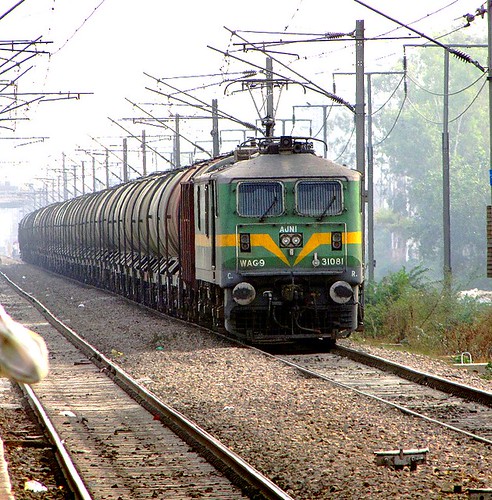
[194, 136, 364, 343]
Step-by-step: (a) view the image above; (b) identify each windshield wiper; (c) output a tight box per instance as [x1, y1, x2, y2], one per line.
[259, 195, 278, 222]
[317, 194, 336, 221]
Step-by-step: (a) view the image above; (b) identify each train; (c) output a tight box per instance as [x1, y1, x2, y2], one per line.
[18, 136, 364, 344]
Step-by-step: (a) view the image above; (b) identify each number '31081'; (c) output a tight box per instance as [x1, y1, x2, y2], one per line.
[321, 257, 344, 266]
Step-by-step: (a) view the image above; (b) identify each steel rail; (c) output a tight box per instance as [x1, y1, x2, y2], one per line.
[332, 345, 492, 407]
[270, 348, 492, 446]
[19, 384, 93, 500]
[0, 271, 293, 500]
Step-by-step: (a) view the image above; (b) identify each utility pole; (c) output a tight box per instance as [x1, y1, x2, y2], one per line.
[443, 51, 452, 286]
[81, 161, 86, 195]
[355, 20, 365, 177]
[264, 57, 275, 137]
[488, 0, 492, 277]
[174, 114, 181, 168]
[489, 1, 492, 204]
[355, 20, 366, 278]
[92, 156, 97, 192]
[62, 153, 68, 200]
[366, 74, 374, 282]
[123, 138, 128, 182]
[105, 148, 110, 188]
[212, 99, 220, 157]
[142, 130, 147, 176]
[72, 165, 77, 197]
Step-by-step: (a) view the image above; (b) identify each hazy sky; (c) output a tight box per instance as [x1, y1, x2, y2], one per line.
[0, 0, 487, 184]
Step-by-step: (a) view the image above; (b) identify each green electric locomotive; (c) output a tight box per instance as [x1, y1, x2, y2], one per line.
[19, 136, 363, 344]
[191, 136, 363, 342]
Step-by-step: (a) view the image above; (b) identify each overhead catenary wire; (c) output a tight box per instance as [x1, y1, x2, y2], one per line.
[125, 97, 212, 159]
[283, 0, 304, 32]
[51, 0, 108, 56]
[0, 0, 26, 23]
[107, 116, 173, 171]
[401, 71, 487, 126]
[210, 36, 355, 112]
[405, 71, 487, 97]
[0, 36, 45, 71]
[447, 75, 487, 123]
[354, 0, 486, 72]
[226, 27, 355, 109]
[88, 134, 135, 180]
[234, 1, 462, 82]
[370, 74, 406, 116]
[311, 103, 335, 139]
[375, 1, 460, 38]
[369, 59, 486, 145]
[145, 71, 263, 134]
[160, 70, 257, 81]
[334, 125, 355, 163]
[373, 93, 408, 146]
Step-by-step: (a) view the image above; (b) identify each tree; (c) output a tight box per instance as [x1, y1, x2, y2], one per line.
[371, 33, 489, 288]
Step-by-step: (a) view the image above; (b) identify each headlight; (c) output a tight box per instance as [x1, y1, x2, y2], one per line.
[279, 232, 303, 248]
[291, 234, 302, 246]
[232, 282, 256, 305]
[329, 281, 353, 304]
[280, 234, 291, 247]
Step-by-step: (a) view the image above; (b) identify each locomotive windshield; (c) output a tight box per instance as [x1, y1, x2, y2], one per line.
[296, 180, 343, 217]
[237, 182, 283, 217]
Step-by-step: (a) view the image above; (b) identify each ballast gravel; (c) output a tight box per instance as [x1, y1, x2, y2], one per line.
[1, 260, 491, 499]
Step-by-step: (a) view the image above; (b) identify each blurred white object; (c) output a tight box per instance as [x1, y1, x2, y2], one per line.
[24, 479, 48, 492]
[0, 305, 49, 383]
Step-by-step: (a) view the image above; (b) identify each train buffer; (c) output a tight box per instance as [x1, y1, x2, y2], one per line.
[374, 447, 429, 471]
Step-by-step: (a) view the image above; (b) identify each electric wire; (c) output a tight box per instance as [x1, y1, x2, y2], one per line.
[127, 97, 212, 158]
[52, 0, 108, 56]
[145, 71, 262, 134]
[283, 0, 304, 32]
[237, 1, 466, 80]
[334, 125, 355, 163]
[404, 69, 487, 126]
[374, 94, 408, 146]
[371, 75, 405, 116]
[311, 103, 334, 139]
[0, 0, 26, 23]
[164, 79, 224, 98]
[374, 72, 486, 147]
[405, 94, 445, 125]
[157, 70, 257, 80]
[405, 71, 486, 97]
[448, 75, 487, 123]
[222, 28, 354, 111]
[354, 0, 485, 72]
[376, 1, 460, 38]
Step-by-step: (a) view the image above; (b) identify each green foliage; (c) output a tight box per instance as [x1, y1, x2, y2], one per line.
[371, 32, 490, 285]
[484, 362, 492, 380]
[364, 267, 492, 361]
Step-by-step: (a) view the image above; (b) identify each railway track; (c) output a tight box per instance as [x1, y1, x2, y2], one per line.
[1, 259, 491, 498]
[273, 346, 492, 445]
[0, 271, 292, 500]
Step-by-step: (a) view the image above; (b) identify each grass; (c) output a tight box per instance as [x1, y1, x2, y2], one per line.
[361, 267, 492, 363]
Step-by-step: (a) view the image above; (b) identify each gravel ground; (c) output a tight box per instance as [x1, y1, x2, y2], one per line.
[1, 259, 491, 499]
